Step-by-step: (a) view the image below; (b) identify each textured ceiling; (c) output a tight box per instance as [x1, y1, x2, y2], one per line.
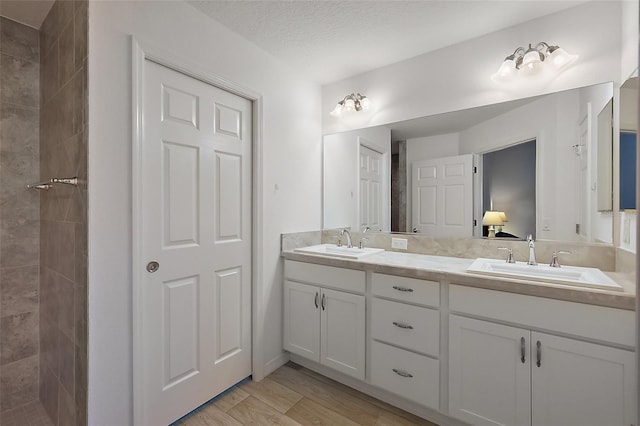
[189, 0, 586, 85]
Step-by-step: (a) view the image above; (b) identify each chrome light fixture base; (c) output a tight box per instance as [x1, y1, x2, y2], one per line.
[330, 92, 370, 116]
[492, 41, 578, 82]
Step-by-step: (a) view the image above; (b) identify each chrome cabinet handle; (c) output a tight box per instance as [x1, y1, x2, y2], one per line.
[392, 285, 414, 292]
[392, 368, 413, 378]
[393, 321, 414, 330]
[536, 340, 542, 367]
[520, 337, 526, 364]
[314, 292, 318, 309]
[321, 293, 326, 310]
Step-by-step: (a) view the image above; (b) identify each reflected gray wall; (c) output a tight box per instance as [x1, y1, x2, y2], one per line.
[38, 0, 88, 424]
[482, 140, 536, 239]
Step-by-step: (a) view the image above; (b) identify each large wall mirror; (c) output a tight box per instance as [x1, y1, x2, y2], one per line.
[323, 82, 616, 244]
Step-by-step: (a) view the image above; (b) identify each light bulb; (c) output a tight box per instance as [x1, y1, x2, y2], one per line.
[548, 47, 578, 69]
[359, 96, 370, 110]
[521, 49, 543, 75]
[344, 98, 356, 112]
[329, 102, 344, 116]
[491, 58, 516, 82]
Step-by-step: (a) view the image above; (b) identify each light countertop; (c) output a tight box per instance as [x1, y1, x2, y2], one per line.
[282, 249, 636, 311]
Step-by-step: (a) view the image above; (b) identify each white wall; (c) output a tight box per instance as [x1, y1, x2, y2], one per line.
[405, 133, 459, 228]
[620, 0, 639, 83]
[88, 2, 322, 425]
[580, 84, 616, 244]
[323, 126, 391, 230]
[322, 1, 622, 136]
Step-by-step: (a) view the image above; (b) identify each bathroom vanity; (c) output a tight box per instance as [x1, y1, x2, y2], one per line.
[281, 248, 636, 426]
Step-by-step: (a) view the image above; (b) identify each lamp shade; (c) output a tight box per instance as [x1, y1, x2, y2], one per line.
[499, 211, 508, 223]
[359, 96, 371, 110]
[491, 58, 517, 82]
[482, 211, 504, 226]
[521, 45, 544, 74]
[329, 102, 344, 116]
[548, 47, 578, 69]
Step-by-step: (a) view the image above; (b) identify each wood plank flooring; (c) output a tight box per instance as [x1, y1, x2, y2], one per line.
[177, 362, 438, 426]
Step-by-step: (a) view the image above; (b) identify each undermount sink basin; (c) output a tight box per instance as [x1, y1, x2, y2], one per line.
[467, 258, 623, 291]
[294, 244, 384, 259]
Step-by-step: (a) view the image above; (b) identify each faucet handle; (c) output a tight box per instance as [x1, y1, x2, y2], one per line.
[333, 236, 342, 247]
[358, 237, 369, 249]
[550, 250, 571, 268]
[498, 247, 516, 263]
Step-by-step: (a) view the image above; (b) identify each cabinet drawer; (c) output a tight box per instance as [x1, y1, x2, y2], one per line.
[372, 273, 439, 307]
[285, 260, 365, 293]
[372, 298, 439, 356]
[371, 341, 439, 409]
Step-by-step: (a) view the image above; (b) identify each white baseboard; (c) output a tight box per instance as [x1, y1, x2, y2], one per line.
[261, 352, 290, 379]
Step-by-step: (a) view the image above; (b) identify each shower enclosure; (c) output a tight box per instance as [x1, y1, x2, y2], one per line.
[0, 1, 87, 424]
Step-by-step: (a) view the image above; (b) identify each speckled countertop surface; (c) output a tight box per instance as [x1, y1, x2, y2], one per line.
[282, 250, 636, 311]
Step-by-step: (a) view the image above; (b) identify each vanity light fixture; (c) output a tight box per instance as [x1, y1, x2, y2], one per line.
[482, 210, 506, 238]
[492, 42, 578, 82]
[329, 93, 370, 116]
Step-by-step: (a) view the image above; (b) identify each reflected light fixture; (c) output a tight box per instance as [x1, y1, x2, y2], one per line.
[330, 93, 370, 116]
[482, 210, 505, 238]
[492, 42, 578, 82]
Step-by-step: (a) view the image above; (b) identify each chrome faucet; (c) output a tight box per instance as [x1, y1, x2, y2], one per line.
[550, 250, 571, 268]
[340, 229, 353, 248]
[527, 234, 537, 266]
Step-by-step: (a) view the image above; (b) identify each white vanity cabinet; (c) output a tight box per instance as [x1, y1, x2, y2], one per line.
[370, 273, 440, 409]
[449, 285, 636, 426]
[283, 260, 366, 380]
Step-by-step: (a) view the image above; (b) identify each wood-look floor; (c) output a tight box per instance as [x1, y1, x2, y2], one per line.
[177, 362, 438, 426]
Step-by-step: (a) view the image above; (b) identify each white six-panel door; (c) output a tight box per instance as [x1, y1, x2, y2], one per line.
[412, 154, 473, 237]
[359, 144, 383, 231]
[140, 60, 252, 425]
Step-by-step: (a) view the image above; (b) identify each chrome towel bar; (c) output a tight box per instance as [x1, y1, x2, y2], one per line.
[27, 177, 79, 190]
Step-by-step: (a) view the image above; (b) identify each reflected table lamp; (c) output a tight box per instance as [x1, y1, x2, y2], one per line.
[483, 210, 505, 238]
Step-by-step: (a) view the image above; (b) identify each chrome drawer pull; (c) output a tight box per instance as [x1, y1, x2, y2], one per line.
[392, 285, 414, 292]
[392, 321, 414, 330]
[392, 368, 413, 378]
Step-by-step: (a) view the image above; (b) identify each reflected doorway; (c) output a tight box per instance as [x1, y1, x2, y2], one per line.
[481, 139, 536, 239]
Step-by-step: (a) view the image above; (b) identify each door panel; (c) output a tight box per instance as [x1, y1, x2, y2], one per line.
[412, 154, 473, 236]
[449, 315, 531, 426]
[359, 144, 384, 231]
[531, 332, 636, 426]
[140, 60, 252, 425]
[283, 280, 321, 361]
[320, 288, 365, 380]
[163, 275, 199, 388]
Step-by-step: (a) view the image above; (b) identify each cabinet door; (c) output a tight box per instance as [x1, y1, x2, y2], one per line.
[283, 280, 320, 362]
[449, 315, 531, 426]
[320, 288, 366, 380]
[531, 332, 636, 426]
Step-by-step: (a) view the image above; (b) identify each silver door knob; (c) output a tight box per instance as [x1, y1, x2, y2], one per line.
[146, 261, 159, 273]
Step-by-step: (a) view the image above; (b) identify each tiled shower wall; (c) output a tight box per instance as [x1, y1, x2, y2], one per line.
[0, 17, 41, 412]
[38, 0, 87, 425]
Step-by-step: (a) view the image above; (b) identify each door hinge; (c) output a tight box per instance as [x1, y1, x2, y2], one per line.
[473, 219, 477, 226]
[473, 166, 477, 173]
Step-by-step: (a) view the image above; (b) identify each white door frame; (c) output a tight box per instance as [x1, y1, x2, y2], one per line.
[131, 37, 264, 425]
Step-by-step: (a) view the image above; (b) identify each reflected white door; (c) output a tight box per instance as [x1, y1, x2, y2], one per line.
[412, 154, 473, 237]
[140, 60, 252, 425]
[359, 144, 383, 231]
